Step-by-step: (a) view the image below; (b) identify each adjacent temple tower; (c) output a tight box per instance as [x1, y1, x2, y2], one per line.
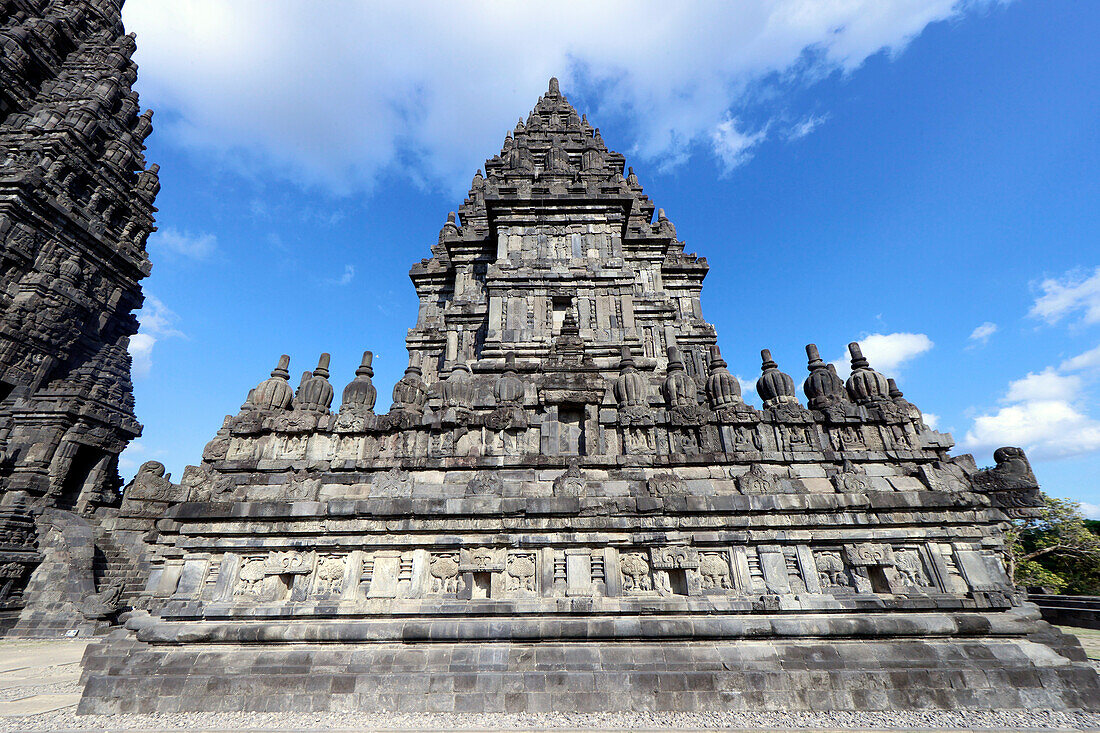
[79, 80, 1100, 713]
[0, 0, 158, 631]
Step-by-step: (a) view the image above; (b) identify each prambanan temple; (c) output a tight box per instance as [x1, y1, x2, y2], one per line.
[3, 0, 1099, 715]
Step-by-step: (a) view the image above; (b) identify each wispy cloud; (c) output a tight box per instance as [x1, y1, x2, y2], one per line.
[968, 321, 997, 346]
[151, 227, 217, 260]
[330, 264, 355, 286]
[128, 294, 184, 379]
[711, 116, 768, 173]
[786, 114, 829, 141]
[1029, 266, 1100, 327]
[124, 0, 1007, 194]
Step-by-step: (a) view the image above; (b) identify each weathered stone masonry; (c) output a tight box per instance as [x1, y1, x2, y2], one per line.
[77, 78, 1100, 713]
[0, 0, 158, 635]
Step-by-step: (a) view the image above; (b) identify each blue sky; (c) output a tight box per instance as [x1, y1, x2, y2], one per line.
[119, 1, 1100, 514]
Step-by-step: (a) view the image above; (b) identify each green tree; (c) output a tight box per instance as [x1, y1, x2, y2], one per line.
[1009, 493, 1100, 594]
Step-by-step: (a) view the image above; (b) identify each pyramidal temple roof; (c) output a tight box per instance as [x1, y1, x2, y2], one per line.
[451, 77, 658, 241]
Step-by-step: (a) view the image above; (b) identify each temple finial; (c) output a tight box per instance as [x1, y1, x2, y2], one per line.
[548, 77, 560, 95]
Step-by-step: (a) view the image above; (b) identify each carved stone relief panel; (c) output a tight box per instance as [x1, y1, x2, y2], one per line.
[428, 552, 460, 595]
[505, 552, 538, 596]
[892, 547, 933, 590]
[619, 551, 652, 594]
[697, 551, 733, 591]
[233, 551, 315, 603]
[309, 555, 347, 599]
[814, 550, 854, 592]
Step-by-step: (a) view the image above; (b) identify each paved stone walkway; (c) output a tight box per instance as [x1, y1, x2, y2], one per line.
[0, 639, 85, 717]
[0, 634, 1099, 731]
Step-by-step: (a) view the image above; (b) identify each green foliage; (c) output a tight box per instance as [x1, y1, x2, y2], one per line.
[1009, 493, 1100, 594]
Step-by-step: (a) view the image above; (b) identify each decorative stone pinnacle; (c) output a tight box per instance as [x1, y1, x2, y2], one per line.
[848, 342, 870, 371]
[271, 355, 291, 380]
[619, 345, 636, 370]
[548, 77, 560, 95]
[888, 378, 903, 399]
[760, 349, 777, 372]
[708, 344, 728, 370]
[313, 353, 331, 379]
[356, 351, 374, 378]
[805, 344, 825, 369]
[504, 352, 517, 372]
[667, 345, 684, 370]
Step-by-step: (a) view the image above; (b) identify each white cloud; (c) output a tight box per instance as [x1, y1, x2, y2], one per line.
[964, 400, 1100, 460]
[923, 413, 940, 430]
[128, 333, 156, 380]
[333, 264, 355, 286]
[127, 294, 183, 379]
[1029, 266, 1100, 327]
[1061, 344, 1100, 373]
[968, 321, 997, 345]
[1003, 368, 1081, 404]
[787, 114, 829, 141]
[1079, 502, 1100, 521]
[711, 116, 768, 173]
[151, 227, 217, 260]
[964, 355, 1100, 461]
[832, 332, 934, 378]
[123, 0, 1004, 194]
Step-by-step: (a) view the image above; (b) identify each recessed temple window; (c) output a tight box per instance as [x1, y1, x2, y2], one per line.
[666, 569, 689, 596]
[471, 572, 492, 599]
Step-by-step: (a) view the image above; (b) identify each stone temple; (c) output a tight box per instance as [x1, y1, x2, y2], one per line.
[0, 0, 158, 637]
[74, 78, 1100, 713]
[0, 2, 1098, 714]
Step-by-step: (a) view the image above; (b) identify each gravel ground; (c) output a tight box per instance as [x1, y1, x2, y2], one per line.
[1, 709, 1100, 732]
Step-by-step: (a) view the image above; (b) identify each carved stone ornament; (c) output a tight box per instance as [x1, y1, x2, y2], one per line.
[80, 582, 123, 620]
[552, 461, 587, 497]
[971, 447, 1043, 518]
[505, 552, 537, 594]
[201, 434, 231, 462]
[371, 468, 412, 498]
[229, 411, 266, 435]
[333, 411, 369, 433]
[666, 403, 704, 427]
[617, 404, 655, 427]
[619, 552, 652, 592]
[647, 473, 688, 497]
[466, 470, 504, 496]
[429, 553, 460, 594]
[311, 556, 346, 597]
[815, 550, 852, 590]
[698, 552, 733, 590]
[831, 470, 871, 493]
[485, 406, 528, 431]
[845, 543, 894, 567]
[737, 464, 775, 495]
[122, 460, 177, 502]
[650, 546, 700, 570]
[459, 547, 504, 572]
[272, 411, 318, 433]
